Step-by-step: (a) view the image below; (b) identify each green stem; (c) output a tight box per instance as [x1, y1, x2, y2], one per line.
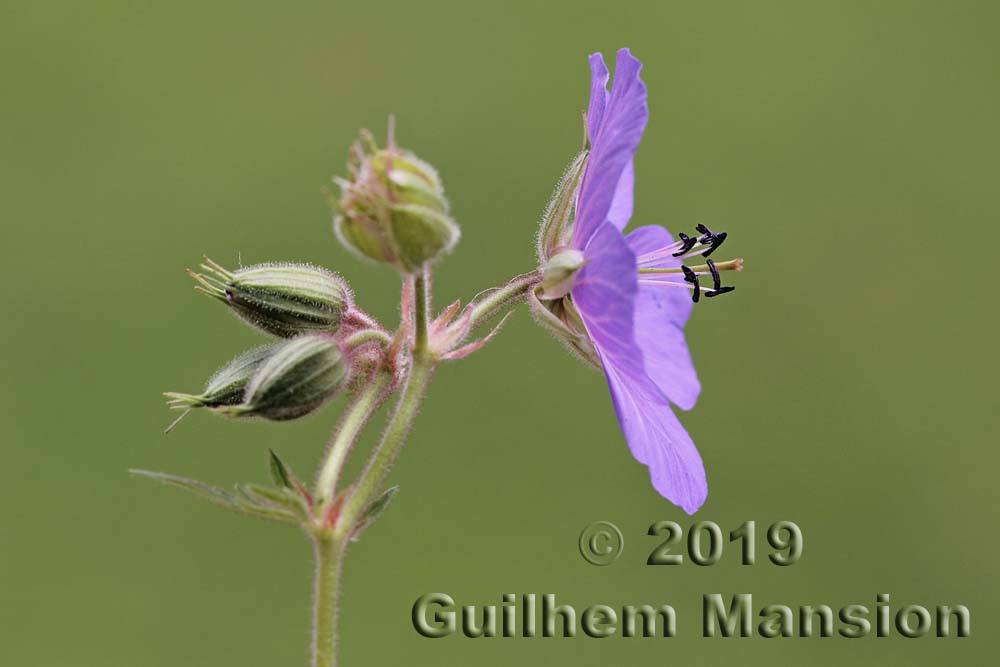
[310, 268, 536, 665]
[467, 270, 540, 331]
[311, 535, 346, 667]
[314, 372, 393, 510]
[332, 270, 435, 539]
[342, 329, 393, 350]
[413, 269, 430, 352]
[334, 353, 435, 539]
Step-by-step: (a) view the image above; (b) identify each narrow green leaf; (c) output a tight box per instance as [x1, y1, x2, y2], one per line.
[131, 469, 241, 508]
[233, 502, 300, 523]
[238, 483, 309, 520]
[352, 485, 399, 541]
[268, 449, 294, 489]
[130, 469, 298, 524]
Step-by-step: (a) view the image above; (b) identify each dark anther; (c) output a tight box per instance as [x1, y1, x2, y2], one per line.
[694, 224, 727, 257]
[701, 231, 727, 257]
[704, 258, 735, 297]
[672, 232, 698, 257]
[705, 286, 736, 297]
[706, 259, 722, 291]
[681, 265, 700, 303]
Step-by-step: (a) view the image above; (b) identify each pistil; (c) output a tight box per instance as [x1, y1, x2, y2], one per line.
[638, 258, 744, 276]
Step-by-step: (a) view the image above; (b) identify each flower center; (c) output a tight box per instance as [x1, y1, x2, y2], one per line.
[635, 224, 743, 303]
[540, 248, 586, 300]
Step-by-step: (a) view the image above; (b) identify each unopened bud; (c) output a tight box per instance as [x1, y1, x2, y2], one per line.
[332, 127, 460, 273]
[190, 259, 353, 338]
[166, 343, 279, 411]
[220, 334, 351, 421]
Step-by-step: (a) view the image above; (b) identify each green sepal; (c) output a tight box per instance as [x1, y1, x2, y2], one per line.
[537, 149, 587, 261]
[389, 204, 460, 273]
[351, 485, 399, 541]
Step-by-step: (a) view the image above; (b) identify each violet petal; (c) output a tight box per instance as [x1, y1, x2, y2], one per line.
[573, 48, 648, 248]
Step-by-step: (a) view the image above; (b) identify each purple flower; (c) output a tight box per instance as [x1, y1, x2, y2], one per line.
[531, 49, 741, 514]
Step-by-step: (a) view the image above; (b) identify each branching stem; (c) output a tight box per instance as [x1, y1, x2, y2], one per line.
[314, 372, 393, 511]
[309, 267, 536, 667]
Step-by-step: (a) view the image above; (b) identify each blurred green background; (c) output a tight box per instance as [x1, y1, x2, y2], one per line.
[2, 1, 997, 665]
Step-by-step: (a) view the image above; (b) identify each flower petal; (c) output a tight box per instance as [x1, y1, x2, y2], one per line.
[572, 222, 707, 514]
[626, 226, 700, 410]
[586, 52, 609, 144]
[606, 159, 634, 232]
[572, 222, 638, 369]
[573, 48, 649, 249]
[602, 360, 707, 515]
[633, 287, 701, 410]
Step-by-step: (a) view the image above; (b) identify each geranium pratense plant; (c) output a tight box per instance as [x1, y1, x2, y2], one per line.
[132, 48, 740, 667]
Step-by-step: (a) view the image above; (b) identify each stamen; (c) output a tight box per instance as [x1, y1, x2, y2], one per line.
[671, 232, 698, 257]
[707, 258, 722, 290]
[681, 265, 700, 303]
[695, 224, 727, 257]
[704, 258, 736, 297]
[636, 224, 731, 265]
[703, 232, 727, 257]
[633, 225, 740, 302]
[637, 279, 700, 291]
[638, 245, 697, 265]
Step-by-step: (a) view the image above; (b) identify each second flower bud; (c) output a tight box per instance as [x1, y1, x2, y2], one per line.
[168, 334, 353, 424]
[190, 260, 353, 338]
[221, 334, 351, 421]
[331, 128, 460, 274]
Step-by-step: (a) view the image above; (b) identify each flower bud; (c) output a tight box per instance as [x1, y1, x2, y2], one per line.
[221, 334, 351, 421]
[332, 128, 460, 273]
[190, 260, 353, 338]
[165, 343, 279, 411]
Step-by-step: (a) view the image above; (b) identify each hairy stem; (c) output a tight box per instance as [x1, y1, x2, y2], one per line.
[309, 267, 535, 665]
[314, 372, 393, 510]
[413, 269, 430, 353]
[333, 268, 435, 538]
[334, 348, 435, 540]
[311, 535, 346, 667]
[342, 329, 393, 350]
[467, 270, 541, 331]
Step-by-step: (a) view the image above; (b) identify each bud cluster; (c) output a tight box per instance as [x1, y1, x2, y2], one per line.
[169, 257, 392, 427]
[164, 125, 461, 430]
